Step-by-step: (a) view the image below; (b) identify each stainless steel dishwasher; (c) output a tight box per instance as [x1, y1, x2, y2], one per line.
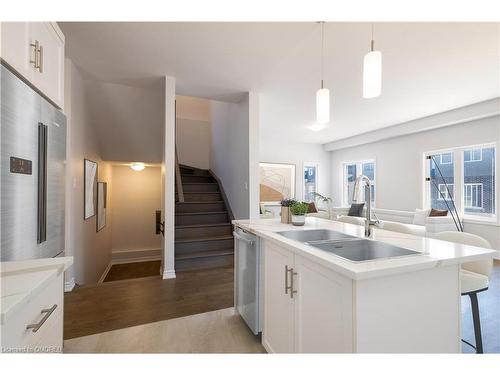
[233, 226, 262, 335]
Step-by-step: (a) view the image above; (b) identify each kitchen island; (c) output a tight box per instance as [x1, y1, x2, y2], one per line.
[233, 217, 497, 353]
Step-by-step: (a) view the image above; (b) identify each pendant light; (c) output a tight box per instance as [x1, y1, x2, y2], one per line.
[316, 21, 330, 124]
[363, 23, 382, 98]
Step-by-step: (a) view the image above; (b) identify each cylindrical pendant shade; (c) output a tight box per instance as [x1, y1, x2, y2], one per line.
[316, 88, 330, 124]
[363, 50, 382, 98]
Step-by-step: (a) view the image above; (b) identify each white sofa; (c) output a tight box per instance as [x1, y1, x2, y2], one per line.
[331, 207, 457, 237]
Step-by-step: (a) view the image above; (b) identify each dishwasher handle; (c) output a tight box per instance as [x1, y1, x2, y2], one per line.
[233, 231, 255, 245]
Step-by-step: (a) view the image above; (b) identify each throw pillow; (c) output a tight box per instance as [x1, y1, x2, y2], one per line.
[429, 208, 448, 217]
[413, 208, 430, 226]
[348, 203, 365, 217]
[307, 202, 318, 213]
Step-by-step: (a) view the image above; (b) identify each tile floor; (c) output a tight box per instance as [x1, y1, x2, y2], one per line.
[63, 308, 265, 353]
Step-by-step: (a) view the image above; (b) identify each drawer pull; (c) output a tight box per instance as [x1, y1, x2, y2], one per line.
[26, 304, 57, 333]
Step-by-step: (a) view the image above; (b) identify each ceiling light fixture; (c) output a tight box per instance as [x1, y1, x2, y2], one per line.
[316, 21, 330, 124]
[363, 23, 382, 99]
[130, 162, 146, 171]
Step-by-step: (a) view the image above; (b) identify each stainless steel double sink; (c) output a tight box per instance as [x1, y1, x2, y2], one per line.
[277, 229, 420, 262]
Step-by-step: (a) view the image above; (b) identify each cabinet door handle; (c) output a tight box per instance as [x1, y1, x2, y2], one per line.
[289, 268, 298, 299]
[30, 40, 40, 69]
[26, 304, 57, 333]
[38, 44, 43, 73]
[285, 265, 290, 294]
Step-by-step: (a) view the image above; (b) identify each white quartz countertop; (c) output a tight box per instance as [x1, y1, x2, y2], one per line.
[233, 218, 498, 280]
[1, 256, 73, 324]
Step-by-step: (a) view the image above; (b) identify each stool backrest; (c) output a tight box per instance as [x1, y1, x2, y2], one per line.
[435, 231, 493, 277]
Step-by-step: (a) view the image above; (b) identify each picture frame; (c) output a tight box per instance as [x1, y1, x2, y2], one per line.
[96, 181, 107, 232]
[84, 159, 98, 220]
[259, 162, 296, 205]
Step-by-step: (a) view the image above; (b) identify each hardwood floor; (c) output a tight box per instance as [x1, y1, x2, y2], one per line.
[64, 308, 265, 353]
[64, 265, 234, 339]
[103, 260, 161, 282]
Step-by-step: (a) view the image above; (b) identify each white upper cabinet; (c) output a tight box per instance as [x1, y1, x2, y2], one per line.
[1, 22, 65, 109]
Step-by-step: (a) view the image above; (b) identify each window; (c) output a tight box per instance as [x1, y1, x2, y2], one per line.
[440, 152, 453, 164]
[303, 164, 318, 202]
[464, 149, 482, 162]
[343, 160, 375, 206]
[463, 146, 495, 217]
[424, 144, 496, 221]
[464, 183, 483, 209]
[437, 183, 454, 200]
[428, 152, 455, 211]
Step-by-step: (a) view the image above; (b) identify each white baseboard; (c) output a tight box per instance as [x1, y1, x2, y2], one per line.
[64, 277, 75, 292]
[162, 269, 176, 279]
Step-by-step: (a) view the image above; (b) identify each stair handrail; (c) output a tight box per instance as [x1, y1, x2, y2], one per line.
[175, 148, 185, 203]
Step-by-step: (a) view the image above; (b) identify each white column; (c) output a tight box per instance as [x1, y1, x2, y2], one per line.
[248, 91, 260, 219]
[162, 76, 176, 279]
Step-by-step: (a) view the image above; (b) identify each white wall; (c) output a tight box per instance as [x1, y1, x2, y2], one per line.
[210, 95, 252, 219]
[259, 137, 332, 206]
[64, 59, 113, 286]
[175, 95, 211, 170]
[110, 166, 162, 255]
[329, 115, 500, 249]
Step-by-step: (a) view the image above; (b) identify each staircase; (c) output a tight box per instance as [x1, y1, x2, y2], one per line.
[175, 165, 234, 271]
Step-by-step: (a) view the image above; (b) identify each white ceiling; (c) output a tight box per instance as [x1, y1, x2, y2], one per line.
[60, 22, 500, 145]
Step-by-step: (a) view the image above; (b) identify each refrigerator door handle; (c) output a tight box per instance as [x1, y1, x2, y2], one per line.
[37, 123, 48, 243]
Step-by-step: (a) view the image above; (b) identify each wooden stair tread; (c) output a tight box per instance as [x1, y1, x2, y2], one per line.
[175, 235, 233, 244]
[175, 249, 234, 260]
[175, 223, 232, 229]
[175, 211, 228, 216]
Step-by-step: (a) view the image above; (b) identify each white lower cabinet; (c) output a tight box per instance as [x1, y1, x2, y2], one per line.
[1, 271, 64, 353]
[293, 255, 353, 352]
[262, 240, 353, 353]
[262, 241, 295, 353]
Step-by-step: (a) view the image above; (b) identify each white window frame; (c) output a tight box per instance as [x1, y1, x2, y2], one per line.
[423, 142, 497, 223]
[303, 162, 319, 202]
[440, 152, 453, 165]
[464, 183, 483, 209]
[464, 148, 483, 163]
[437, 183, 454, 200]
[342, 159, 376, 207]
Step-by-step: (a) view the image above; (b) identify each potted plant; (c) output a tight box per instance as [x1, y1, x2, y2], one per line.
[290, 202, 309, 226]
[312, 192, 333, 219]
[280, 198, 297, 224]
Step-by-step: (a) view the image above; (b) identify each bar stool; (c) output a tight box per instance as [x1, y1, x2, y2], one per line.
[435, 231, 493, 353]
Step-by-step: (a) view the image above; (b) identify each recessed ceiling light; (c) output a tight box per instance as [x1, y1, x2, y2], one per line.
[130, 162, 146, 171]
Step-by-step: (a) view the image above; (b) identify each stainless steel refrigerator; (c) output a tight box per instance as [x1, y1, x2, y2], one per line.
[1, 63, 66, 261]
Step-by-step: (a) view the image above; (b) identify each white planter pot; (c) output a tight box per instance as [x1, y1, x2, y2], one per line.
[291, 215, 306, 226]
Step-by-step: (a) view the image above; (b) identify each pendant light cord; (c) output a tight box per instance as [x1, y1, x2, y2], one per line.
[320, 21, 324, 89]
[370, 23, 375, 51]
